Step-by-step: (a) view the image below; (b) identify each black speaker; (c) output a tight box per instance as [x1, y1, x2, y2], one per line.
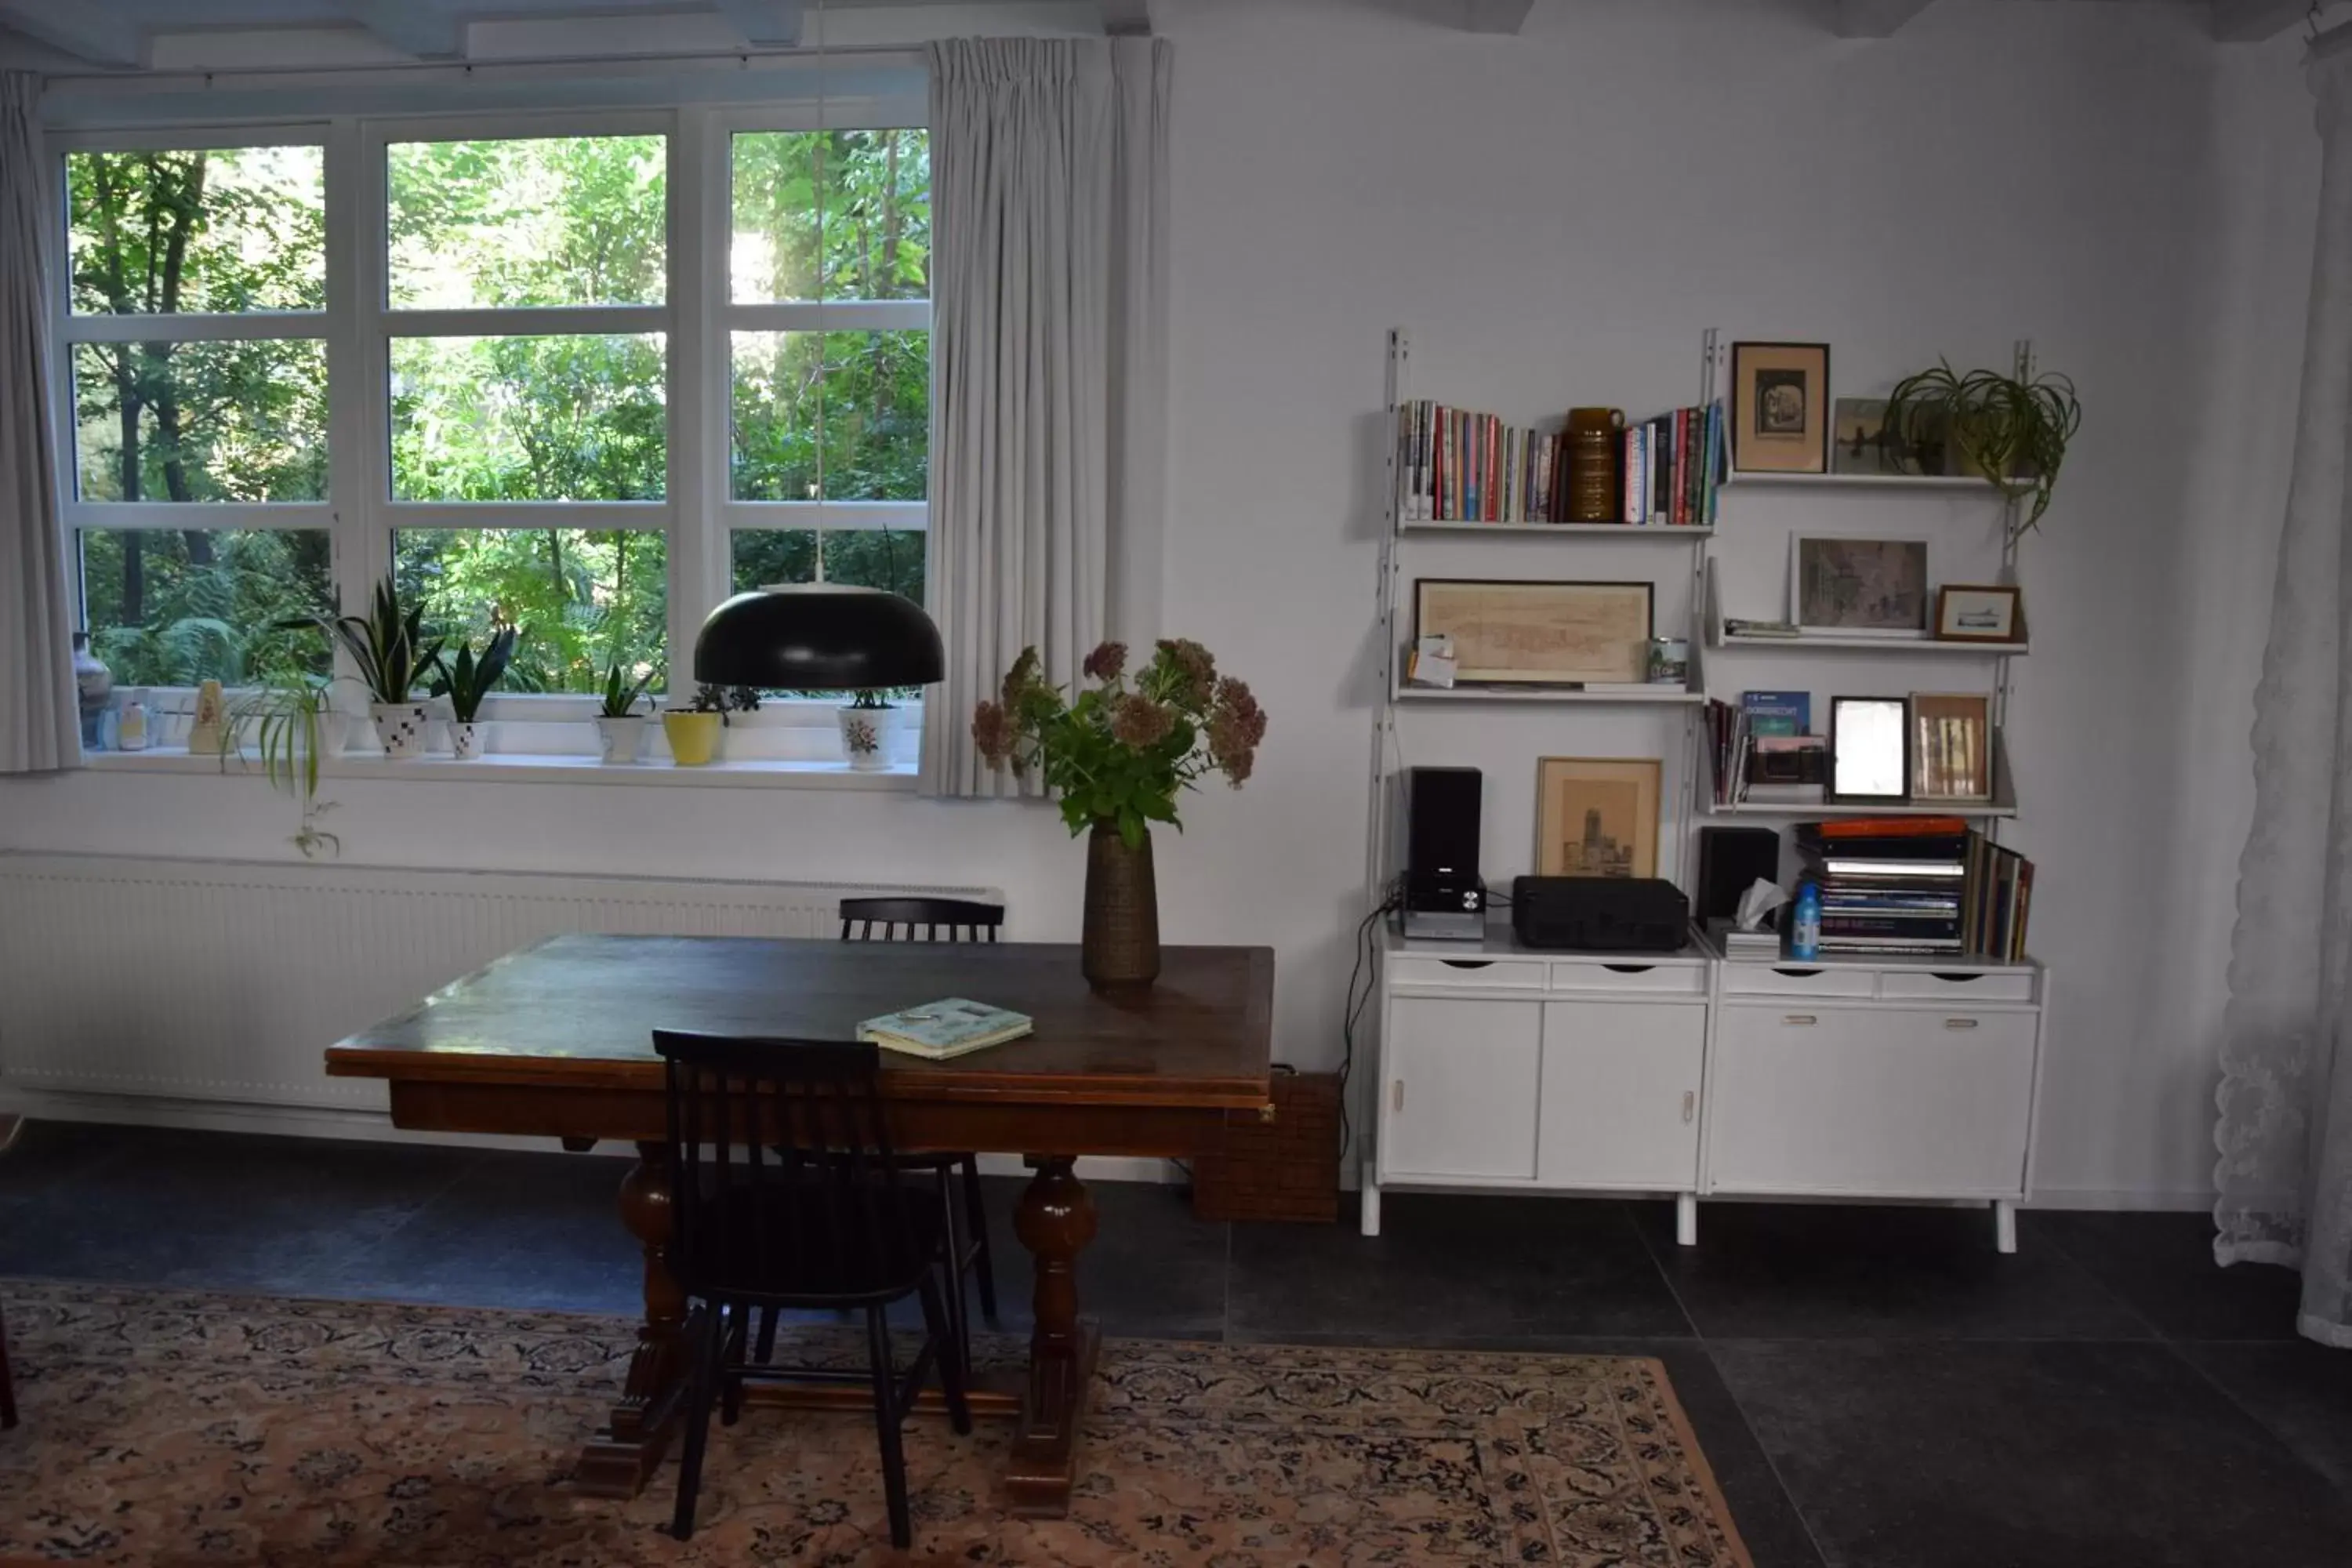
[1405, 767, 1481, 887]
[1696, 826, 1781, 923]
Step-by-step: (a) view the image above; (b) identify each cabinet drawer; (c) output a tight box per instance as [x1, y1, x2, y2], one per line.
[1548, 959, 1706, 996]
[1390, 955, 1548, 991]
[1878, 969, 2037, 1004]
[1719, 964, 1878, 999]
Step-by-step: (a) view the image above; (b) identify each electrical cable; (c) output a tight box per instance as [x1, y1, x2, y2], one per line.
[1337, 878, 1403, 1167]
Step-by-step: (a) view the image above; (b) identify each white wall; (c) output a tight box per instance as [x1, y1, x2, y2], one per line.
[0, 0, 2323, 1207]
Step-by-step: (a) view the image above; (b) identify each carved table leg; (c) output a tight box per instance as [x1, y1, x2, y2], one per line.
[575, 1139, 688, 1497]
[1004, 1156, 1101, 1518]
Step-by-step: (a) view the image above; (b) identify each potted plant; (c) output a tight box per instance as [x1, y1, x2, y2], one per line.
[595, 660, 657, 764]
[1882, 360, 2082, 536]
[226, 671, 342, 859]
[972, 640, 1268, 990]
[431, 626, 519, 760]
[663, 683, 730, 767]
[837, 688, 904, 772]
[281, 578, 444, 759]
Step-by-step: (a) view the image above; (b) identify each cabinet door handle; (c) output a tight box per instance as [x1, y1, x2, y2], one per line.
[1392, 1080, 1405, 1112]
[1783, 1013, 1817, 1026]
[1682, 1090, 1696, 1124]
[1944, 1017, 1980, 1030]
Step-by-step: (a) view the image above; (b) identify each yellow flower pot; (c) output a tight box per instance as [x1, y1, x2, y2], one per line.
[663, 710, 723, 767]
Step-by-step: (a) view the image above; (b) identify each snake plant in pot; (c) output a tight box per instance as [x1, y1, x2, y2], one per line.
[971, 639, 1269, 991]
[281, 578, 445, 759]
[1882, 360, 2082, 538]
[431, 626, 519, 760]
[595, 661, 658, 764]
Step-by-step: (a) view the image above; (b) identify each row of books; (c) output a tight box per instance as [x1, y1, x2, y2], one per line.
[1707, 690, 1824, 808]
[1794, 818, 2033, 960]
[1392, 399, 1722, 525]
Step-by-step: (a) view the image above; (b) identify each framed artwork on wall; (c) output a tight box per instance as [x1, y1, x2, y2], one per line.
[1535, 757, 1661, 879]
[1730, 341, 1831, 474]
[1829, 696, 1911, 801]
[1911, 692, 1994, 802]
[1933, 584, 2024, 644]
[1791, 535, 1930, 637]
[1414, 579, 1653, 685]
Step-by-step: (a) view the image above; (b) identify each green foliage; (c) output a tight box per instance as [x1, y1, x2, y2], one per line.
[432, 626, 521, 723]
[285, 577, 445, 706]
[396, 529, 664, 695]
[598, 660, 655, 718]
[81, 529, 332, 688]
[225, 671, 341, 860]
[731, 528, 924, 604]
[1883, 361, 2082, 535]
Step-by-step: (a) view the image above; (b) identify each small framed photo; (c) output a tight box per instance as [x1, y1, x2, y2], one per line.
[1647, 636, 1690, 686]
[1730, 341, 1831, 474]
[1791, 535, 1930, 637]
[1933, 583, 2024, 644]
[1911, 692, 1993, 802]
[1536, 757, 1661, 879]
[1829, 695, 1911, 801]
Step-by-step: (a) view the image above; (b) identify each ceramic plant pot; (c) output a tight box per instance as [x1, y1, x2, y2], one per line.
[837, 705, 896, 771]
[596, 714, 651, 764]
[370, 702, 432, 760]
[664, 710, 722, 766]
[448, 720, 486, 760]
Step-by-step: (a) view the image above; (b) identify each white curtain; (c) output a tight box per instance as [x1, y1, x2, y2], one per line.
[2217, 47, 2352, 1348]
[0, 71, 78, 775]
[919, 38, 1171, 796]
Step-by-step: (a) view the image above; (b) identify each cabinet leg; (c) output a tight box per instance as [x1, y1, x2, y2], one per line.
[1994, 1200, 2018, 1255]
[1675, 1192, 1698, 1248]
[1359, 1173, 1382, 1237]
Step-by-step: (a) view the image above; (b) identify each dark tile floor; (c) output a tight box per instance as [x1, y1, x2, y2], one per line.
[4, 1121, 2351, 1567]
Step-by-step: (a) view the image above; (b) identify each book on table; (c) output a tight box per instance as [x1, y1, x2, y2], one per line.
[857, 998, 1035, 1061]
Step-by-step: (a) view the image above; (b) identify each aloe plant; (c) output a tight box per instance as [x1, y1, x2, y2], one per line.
[1882, 361, 2082, 535]
[597, 661, 655, 719]
[281, 578, 445, 706]
[433, 626, 521, 724]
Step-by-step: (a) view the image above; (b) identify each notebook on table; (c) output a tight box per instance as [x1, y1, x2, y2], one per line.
[857, 998, 1035, 1062]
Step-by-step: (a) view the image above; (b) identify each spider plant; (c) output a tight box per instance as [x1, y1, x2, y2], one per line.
[597, 661, 656, 718]
[1882, 360, 2082, 535]
[433, 626, 521, 724]
[224, 672, 343, 860]
[281, 578, 445, 706]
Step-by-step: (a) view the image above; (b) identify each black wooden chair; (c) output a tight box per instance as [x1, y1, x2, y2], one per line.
[655, 1030, 971, 1546]
[837, 897, 1004, 1341]
[1, 1301, 17, 1430]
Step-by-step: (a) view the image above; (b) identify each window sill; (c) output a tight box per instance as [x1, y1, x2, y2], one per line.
[82, 748, 918, 791]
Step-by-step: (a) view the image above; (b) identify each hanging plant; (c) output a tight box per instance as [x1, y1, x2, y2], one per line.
[1882, 360, 2082, 535]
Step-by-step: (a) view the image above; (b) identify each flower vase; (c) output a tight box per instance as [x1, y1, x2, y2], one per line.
[1082, 819, 1160, 992]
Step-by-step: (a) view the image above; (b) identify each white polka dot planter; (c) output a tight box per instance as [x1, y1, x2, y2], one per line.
[369, 702, 433, 760]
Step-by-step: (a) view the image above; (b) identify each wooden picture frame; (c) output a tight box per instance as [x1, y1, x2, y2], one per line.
[1933, 584, 2025, 644]
[1536, 757, 1661, 879]
[1828, 695, 1911, 801]
[1911, 692, 1993, 802]
[1791, 535, 1931, 637]
[1414, 579, 1654, 685]
[1730, 341, 1831, 474]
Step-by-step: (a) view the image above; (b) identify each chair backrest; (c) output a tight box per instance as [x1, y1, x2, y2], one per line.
[840, 895, 1005, 945]
[652, 1030, 923, 1301]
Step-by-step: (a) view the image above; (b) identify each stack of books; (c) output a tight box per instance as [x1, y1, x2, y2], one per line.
[1392, 399, 1722, 526]
[1624, 402, 1726, 527]
[1965, 833, 2036, 962]
[1708, 691, 1826, 808]
[1795, 818, 1971, 956]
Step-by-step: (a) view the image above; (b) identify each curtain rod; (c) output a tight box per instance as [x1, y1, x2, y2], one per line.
[38, 41, 923, 91]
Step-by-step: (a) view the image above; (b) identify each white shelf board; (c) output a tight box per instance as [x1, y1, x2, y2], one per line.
[1701, 800, 2016, 819]
[1716, 633, 2028, 656]
[1394, 684, 1705, 706]
[1723, 471, 2002, 492]
[1399, 521, 1715, 539]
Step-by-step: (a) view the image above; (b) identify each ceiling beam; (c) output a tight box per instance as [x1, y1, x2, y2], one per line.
[2210, 1, 2330, 42]
[1835, 0, 1937, 38]
[1098, 0, 1154, 35]
[712, 0, 806, 48]
[338, 1, 464, 58]
[0, 1, 143, 66]
[1463, 0, 1537, 33]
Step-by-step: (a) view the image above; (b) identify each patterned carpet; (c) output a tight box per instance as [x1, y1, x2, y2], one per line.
[0, 1279, 1751, 1566]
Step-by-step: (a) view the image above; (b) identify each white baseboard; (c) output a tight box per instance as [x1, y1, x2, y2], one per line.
[2024, 1187, 2216, 1214]
[0, 1090, 1180, 1185]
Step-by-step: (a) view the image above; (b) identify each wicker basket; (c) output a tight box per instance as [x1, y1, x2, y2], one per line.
[1189, 1066, 1341, 1224]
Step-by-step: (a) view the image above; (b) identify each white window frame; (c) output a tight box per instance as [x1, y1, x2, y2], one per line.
[46, 91, 934, 771]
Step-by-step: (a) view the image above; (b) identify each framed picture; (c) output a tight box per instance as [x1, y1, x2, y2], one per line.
[1933, 584, 2024, 644]
[1536, 757, 1661, 879]
[1414, 579, 1653, 685]
[1791, 535, 1930, 637]
[1828, 695, 1910, 801]
[1730, 342, 1831, 474]
[1911, 692, 1993, 802]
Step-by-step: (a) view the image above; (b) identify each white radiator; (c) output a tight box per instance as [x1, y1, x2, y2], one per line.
[0, 852, 998, 1114]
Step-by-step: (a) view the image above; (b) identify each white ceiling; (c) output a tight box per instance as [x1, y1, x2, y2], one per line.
[0, 0, 2317, 71]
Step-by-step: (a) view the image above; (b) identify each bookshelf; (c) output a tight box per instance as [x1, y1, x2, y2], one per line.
[1722, 471, 2003, 492]
[1391, 684, 1708, 706]
[1399, 520, 1716, 539]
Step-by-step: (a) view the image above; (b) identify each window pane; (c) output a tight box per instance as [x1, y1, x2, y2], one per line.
[387, 136, 667, 309]
[79, 528, 332, 686]
[731, 330, 927, 502]
[390, 335, 666, 501]
[73, 340, 328, 503]
[395, 528, 667, 695]
[67, 147, 325, 315]
[730, 129, 929, 303]
[731, 528, 924, 606]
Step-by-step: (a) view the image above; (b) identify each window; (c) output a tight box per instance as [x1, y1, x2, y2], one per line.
[52, 106, 931, 753]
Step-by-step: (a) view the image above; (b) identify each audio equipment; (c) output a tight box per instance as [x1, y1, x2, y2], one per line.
[1695, 826, 1783, 924]
[1511, 876, 1690, 953]
[1402, 767, 1486, 940]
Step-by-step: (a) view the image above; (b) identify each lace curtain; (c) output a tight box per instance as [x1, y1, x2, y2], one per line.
[2217, 48, 2352, 1348]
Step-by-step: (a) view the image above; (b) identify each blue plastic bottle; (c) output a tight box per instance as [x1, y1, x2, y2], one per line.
[1791, 880, 1822, 961]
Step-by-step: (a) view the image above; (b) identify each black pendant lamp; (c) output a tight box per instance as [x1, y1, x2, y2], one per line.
[691, 586, 945, 691]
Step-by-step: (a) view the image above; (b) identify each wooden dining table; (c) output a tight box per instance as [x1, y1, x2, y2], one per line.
[323, 933, 1274, 1517]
